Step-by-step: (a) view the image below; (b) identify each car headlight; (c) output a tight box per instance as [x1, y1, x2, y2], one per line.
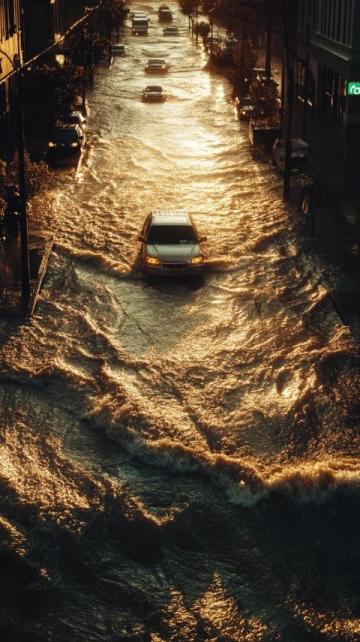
[48, 141, 56, 147]
[70, 142, 79, 148]
[191, 256, 203, 265]
[145, 255, 161, 266]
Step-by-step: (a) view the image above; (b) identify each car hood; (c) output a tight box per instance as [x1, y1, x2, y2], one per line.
[146, 243, 200, 260]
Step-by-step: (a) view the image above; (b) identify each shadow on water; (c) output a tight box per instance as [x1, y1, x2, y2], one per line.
[143, 273, 206, 293]
[1, 466, 359, 642]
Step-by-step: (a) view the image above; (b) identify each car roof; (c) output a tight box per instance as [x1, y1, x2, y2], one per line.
[150, 211, 191, 225]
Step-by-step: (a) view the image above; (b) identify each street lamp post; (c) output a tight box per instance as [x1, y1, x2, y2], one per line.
[0, 49, 31, 313]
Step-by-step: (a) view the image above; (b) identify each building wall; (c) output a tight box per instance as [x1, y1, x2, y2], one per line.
[295, 0, 360, 201]
[0, 0, 21, 160]
[20, 0, 58, 60]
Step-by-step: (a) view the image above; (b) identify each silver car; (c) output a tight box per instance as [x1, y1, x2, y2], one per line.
[138, 211, 207, 275]
[141, 85, 167, 102]
[145, 58, 168, 73]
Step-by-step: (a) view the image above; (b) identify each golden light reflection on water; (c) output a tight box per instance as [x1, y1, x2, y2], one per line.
[193, 572, 268, 640]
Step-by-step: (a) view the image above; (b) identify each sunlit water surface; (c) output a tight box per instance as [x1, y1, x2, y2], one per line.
[0, 3, 359, 641]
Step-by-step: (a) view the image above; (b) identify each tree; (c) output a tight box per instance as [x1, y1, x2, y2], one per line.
[179, 0, 201, 15]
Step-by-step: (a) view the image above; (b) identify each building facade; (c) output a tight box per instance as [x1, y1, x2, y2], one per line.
[20, 0, 90, 61]
[295, 0, 360, 204]
[0, 0, 22, 159]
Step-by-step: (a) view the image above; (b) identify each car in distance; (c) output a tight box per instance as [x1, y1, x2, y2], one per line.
[142, 85, 167, 102]
[112, 42, 125, 56]
[145, 58, 168, 73]
[132, 15, 149, 35]
[159, 7, 172, 21]
[47, 124, 84, 158]
[138, 211, 207, 275]
[271, 138, 309, 174]
[163, 26, 179, 36]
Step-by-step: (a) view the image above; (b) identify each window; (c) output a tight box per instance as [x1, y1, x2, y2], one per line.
[320, 65, 346, 125]
[5, 0, 16, 37]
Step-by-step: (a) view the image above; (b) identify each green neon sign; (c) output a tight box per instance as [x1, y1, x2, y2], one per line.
[347, 81, 360, 96]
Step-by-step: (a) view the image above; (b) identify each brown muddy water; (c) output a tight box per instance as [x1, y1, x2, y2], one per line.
[0, 2, 359, 641]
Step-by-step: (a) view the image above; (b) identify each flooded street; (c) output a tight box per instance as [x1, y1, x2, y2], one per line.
[0, 2, 359, 641]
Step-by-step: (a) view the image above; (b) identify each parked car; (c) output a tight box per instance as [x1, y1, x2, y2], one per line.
[204, 34, 222, 54]
[163, 26, 179, 36]
[47, 124, 84, 158]
[145, 58, 168, 73]
[251, 66, 266, 80]
[111, 42, 125, 56]
[142, 85, 167, 102]
[59, 110, 86, 130]
[235, 95, 256, 120]
[138, 211, 207, 275]
[248, 119, 281, 153]
[71, 95, 90, 117]
[271, 138, 309, 174]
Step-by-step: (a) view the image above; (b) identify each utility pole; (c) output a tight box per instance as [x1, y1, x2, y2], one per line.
[282, 0, 293, 201]
[302, 16, 310, 140]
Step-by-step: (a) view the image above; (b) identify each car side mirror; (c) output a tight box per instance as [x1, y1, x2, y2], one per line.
[138, 235, 145, 242]
[198, 236, 207, 243]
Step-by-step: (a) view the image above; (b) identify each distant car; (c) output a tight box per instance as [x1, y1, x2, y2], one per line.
[163, 26, 179, 36]
[47, 124, 84, 158]
[271, 138, 309, 174]
[138, 211, 207, 275]
[145, 58, 168, 73]
[59, 110, 86, 130]
[132, 11, 148, 19]
[159, 7, 172, 21]
[142, 85, 167, 102]
[235, 95, 255, 120]
[112, 42, 125, 56]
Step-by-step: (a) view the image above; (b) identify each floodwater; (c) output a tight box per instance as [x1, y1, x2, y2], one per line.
[1, 2, 359, 641]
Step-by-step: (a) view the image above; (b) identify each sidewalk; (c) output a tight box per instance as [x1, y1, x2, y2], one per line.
[0, 234, 53, 317]
[291, 184, 360, 333]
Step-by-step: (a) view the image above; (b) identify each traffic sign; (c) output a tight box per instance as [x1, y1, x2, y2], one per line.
[347, 81, 360, 96]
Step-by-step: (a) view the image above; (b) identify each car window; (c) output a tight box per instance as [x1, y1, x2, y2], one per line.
[147, 225, 197, 244]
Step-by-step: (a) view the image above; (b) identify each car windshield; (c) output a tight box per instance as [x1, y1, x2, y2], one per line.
[53, 129, 78, 142]
[242, 97, 253, 106]
[147, 225, 197, 244]
[145, 86, 162, 92]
